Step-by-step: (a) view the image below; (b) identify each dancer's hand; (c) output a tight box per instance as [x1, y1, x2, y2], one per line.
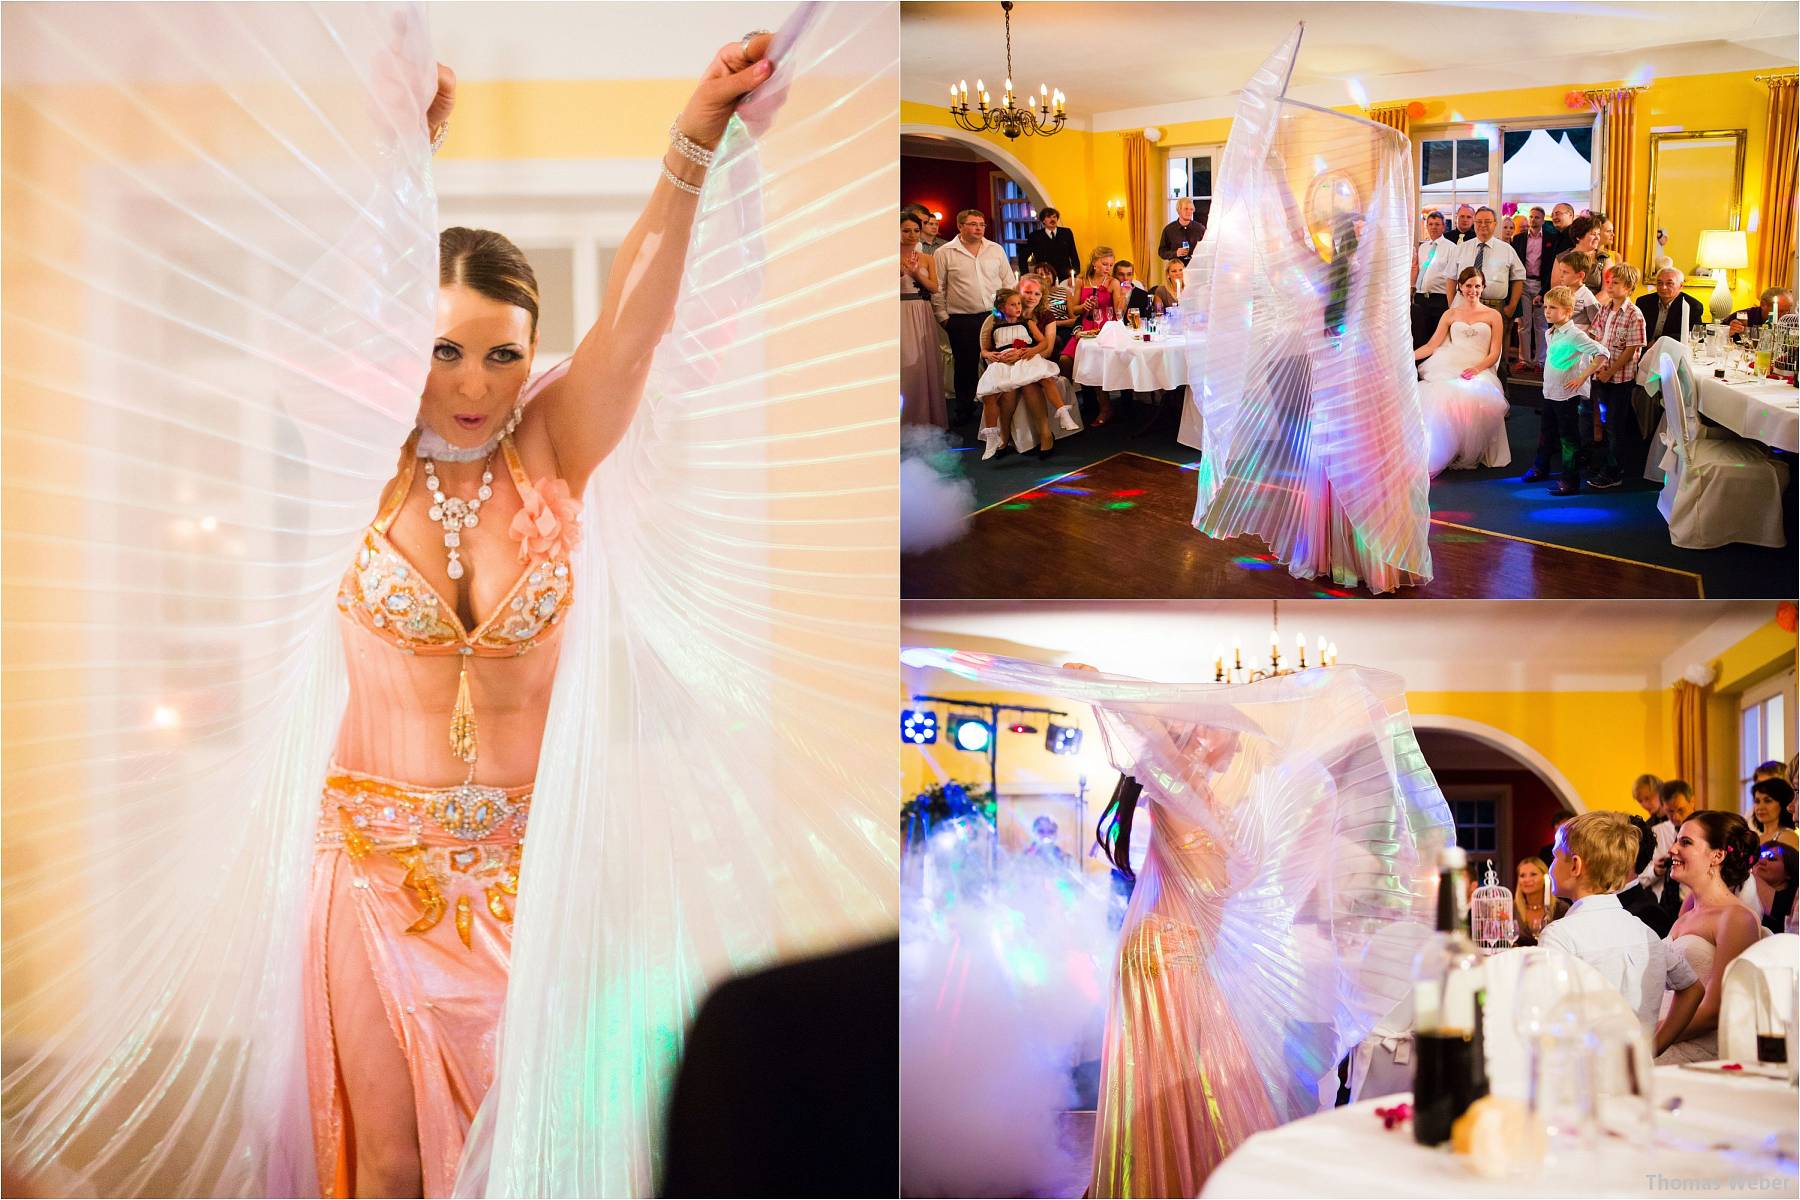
[1063, 662, 1098, 672]
[427, 63, 456, 135]
[676, 33, 776, 149]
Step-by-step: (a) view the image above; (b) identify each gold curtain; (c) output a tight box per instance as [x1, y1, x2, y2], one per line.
[1123, 131, 1152, 277]
[1674, 679, 1710, 805]
[1584, 88, 1641, 268]
[1370, 105, 1409, 137]
[1757, 73, 1798, 293]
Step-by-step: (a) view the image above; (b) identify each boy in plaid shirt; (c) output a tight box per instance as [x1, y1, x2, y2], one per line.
[1588, 263, 1647, 489]
[1524, 285, 1612, 495]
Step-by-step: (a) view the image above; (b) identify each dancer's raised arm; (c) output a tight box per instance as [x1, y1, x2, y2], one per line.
[530, 34, 774, 490]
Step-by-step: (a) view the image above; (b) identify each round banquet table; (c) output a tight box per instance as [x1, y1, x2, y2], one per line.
[1200, 1064, 1798, 1199]
[1692, 370, 1800, 453]
[1070, 322, 1205, 449]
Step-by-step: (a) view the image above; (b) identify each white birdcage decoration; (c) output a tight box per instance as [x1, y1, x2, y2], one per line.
[1770, 312, 1799, 381]
[1470, 860, 1518, 955]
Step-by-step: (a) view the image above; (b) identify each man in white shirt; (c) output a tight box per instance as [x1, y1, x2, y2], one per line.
[1412, 211, 1458, 348]
[1540, 811, 1703, 1053]
[1446, 206, 1525, 371]
[932, 209, 1016, 426]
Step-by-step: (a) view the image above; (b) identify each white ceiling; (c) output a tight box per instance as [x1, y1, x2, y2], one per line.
[427, 3, 801, 80]
[901, 1, 1800, 129]
[900, 600, 1775, 692]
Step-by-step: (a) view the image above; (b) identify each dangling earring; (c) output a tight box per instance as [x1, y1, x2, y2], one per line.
[503, 403, 523, 439]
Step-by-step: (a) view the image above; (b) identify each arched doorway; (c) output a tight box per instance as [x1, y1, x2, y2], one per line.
[1414, 719, 1582, 894]
[901, 127, 1052, 270]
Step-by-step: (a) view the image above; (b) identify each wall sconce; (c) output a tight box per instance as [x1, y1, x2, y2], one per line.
[1105, 198, 1126, 219]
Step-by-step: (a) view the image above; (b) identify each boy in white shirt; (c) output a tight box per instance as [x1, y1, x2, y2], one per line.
[1540, 811, 1703, 1054]
[1522, 285, 1610, 496]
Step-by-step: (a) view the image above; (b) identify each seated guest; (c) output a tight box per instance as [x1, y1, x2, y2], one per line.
[1152, 259, 1186, 312]
[1021, 207, 1080, 282]
[1752, 776, 1799, 850]
[1656, 810, 1764, 1063]
[1111, 259, 1154, 320]
[1158, 197, 1204, 270]
[1512, 855, 1566, 945]
[1618, 815, 1683, 937]
[1445, 207, 1525, 369]
[1636, 268, 1706, 345]
[1752, 841, 1797, 936]
[1539, 811, 1703, 1055]
[1728, 286, 1795, 333]
[1413, 211, 1458, 348]
[1059, 246, 1121, 425]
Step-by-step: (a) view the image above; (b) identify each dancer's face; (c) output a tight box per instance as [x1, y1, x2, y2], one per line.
[424, 285, 535, 450]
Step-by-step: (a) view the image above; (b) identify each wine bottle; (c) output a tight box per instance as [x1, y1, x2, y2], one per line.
[1412, 845, 1490, 1146]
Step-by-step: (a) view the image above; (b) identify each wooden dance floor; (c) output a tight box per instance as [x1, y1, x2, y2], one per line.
[903, 453, 1703, 600]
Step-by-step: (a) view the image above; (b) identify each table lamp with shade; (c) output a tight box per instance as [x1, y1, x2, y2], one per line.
[1696, 228, 1749, 322]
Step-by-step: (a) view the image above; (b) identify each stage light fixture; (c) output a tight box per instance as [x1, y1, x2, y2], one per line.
[901, 709, 938, 745]
[949, 714, 993, 753]
[1045, 723, 1082, 755]
[1007, 722, 1038, 735]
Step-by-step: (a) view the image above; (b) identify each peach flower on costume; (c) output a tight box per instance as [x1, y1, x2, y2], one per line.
[509, 476, 583, 563]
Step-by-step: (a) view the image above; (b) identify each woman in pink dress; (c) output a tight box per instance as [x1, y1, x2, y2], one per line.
[1058, 246, 1121, 425]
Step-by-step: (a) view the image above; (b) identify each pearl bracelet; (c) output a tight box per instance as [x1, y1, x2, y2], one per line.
[667, 120, 716, 168]
[661, 160, 703, 196]
[430, 120, 450, 155]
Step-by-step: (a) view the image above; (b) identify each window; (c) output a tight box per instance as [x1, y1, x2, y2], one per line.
[1416, 122, 1593, 225]
[991, 176, 1034, 270]
[1741, 670, 1797, 814]
[1418, 136, 1493, 219]
[1442, 784, 1509, 877]
[1165, 146, 1218, 227]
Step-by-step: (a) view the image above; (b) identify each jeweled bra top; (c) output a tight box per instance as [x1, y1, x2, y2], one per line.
[338, 431, 575, 658]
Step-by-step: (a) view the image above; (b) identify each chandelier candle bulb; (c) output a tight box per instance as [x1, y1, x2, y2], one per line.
[1317, 636, 1327, 664]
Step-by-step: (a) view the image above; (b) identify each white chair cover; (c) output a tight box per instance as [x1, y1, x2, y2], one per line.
[1646, 341, 1789, 549]
[1718, 932, 1799, 1063]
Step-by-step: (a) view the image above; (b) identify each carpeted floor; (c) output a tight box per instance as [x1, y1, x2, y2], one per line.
[941, 387, 1796, 599]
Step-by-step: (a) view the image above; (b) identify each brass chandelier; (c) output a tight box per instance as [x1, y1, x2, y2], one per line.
[947, 1, 1065, 140]
[1213, 601, 1340, 684]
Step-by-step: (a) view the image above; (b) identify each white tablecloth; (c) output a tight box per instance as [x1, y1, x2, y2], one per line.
[1201, 1065, 1798, 1199]
[1694, 369, 1800, 453]
[1072, 325, 1190, 393]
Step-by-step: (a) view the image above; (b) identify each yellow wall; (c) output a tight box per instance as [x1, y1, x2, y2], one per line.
[441, 79, 696, 159]
[1700, 618, 1798, 809]
[909, 65, 1792, 302]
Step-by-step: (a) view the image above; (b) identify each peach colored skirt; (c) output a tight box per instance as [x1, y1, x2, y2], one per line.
[305, 768, 530, 1199]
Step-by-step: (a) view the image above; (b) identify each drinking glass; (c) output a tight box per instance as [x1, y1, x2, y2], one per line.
[1534, 1001, 1599, 1159]
[1581, 1001, 1655, 1148]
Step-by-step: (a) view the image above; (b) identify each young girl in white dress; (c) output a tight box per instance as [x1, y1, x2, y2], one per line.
[1413, 267, 1511, 476]
[976, 288, 1064, 460]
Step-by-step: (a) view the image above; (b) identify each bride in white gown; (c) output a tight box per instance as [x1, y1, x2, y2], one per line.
[1414, 267, 1511, 476]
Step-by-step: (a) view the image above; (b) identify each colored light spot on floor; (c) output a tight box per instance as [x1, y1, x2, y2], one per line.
[999, 502, 1031, 511]
[1112, 489, 1146, 497]
[1434, 510, 1474, 521]
[1016, 491, 1049, 500]
[1106, 501, 1136, 510]
[1046, 486, 1092, 495]
[1527, 505, 1617, 526]
[1231, 556, 1275, 570]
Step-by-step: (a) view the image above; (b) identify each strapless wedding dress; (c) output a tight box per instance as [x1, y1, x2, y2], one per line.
[1418, 321, 1511, 476]
[1655, 933, 1718, 1063]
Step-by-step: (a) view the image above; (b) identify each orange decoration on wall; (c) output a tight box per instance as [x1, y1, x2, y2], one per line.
[1777, 601, 1797, 633]
[1405, 100, 1426, 120]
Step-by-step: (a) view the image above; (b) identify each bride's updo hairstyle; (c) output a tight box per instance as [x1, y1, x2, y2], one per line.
[1684, 810, 1761, 890]
[440, 227, 540, 336]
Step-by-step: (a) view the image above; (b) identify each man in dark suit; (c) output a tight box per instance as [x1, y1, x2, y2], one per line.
[1445, 204, 1478, 244]
[660, 938, 897, 1197]
[1636, 267, 1707, 345]
[1728, 286, 1795, 333]
[1511, 205, 1555, 368]
[1617, 815, 1682, 937]
[1020, 207, 1080, 281]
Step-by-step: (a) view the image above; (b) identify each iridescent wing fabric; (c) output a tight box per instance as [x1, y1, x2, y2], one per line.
[2, 5, 435, 1195]
[898, 649, 1452, 1152]
[1182, 25, 1434, 593]
[464, 5, 900, 1196]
